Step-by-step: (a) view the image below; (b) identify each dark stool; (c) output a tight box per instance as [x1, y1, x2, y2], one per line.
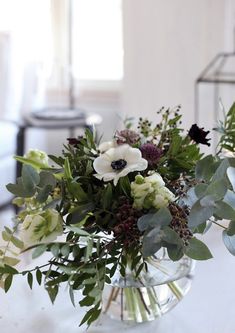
[15, 109, 102, 179]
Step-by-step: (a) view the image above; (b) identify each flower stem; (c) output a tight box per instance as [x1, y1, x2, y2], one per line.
[167, 281, 183, 300]
[136, 288, 151, 315]
[103, 287, 116, 313]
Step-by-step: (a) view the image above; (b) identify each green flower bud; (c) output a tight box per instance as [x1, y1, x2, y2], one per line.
[25, 149, 49, 168]
[135, 174, 145, 184]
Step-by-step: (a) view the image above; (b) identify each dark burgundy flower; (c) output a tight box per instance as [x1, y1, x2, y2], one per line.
[67, 137, 83, 145]
[140, 143, 162, 166]
[188, 124, 211, 146]
[115, 129, 140, 145]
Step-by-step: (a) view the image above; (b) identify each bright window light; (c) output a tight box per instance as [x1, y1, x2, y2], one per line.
[72, 0, 123, 81]
[0, 0, 52, 64]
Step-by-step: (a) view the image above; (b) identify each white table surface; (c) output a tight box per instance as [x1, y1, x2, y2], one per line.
[0, 224, 234, 333]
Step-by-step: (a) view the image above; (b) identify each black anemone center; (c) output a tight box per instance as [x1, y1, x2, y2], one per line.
[111, 159, 127, 170]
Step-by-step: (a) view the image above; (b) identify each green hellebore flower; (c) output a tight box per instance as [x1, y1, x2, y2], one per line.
[20, 209, 63, 247]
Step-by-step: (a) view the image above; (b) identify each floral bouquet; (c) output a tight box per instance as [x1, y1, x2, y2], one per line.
[1, 104, 235, 327]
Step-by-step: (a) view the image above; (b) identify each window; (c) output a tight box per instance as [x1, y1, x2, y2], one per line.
[0, 0, 52, 65]
[0, 0, 124, 104]
[72, 0, 123, 82]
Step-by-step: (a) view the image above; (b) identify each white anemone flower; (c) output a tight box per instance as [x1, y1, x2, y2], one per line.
[98, 140, 117, 153]
[93, 144, 148, 186]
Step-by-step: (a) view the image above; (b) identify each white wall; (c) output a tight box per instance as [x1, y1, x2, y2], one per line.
[122, 0, 226, 130]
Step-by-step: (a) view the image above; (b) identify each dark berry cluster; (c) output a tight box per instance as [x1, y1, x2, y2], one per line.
[113, 198, 143, 249]
[169, 203, 193, 246]
[137, 118, 152, 137]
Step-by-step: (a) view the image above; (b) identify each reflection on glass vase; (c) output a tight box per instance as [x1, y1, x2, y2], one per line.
[103, 251, 195, 323]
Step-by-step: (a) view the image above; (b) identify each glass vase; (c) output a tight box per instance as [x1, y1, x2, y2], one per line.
[102, 251, 195, 323]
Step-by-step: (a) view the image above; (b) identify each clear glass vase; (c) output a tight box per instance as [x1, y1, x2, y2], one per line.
[102, 251, 195, 323]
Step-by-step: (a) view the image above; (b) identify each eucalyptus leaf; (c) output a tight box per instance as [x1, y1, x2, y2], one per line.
[188, 200, 215, 228]
[36, 185, 52, 203]
[32, 244, 47, 259]
[61, 244, 70, 257]
[200, 195, 216, 207]
[204, 178, 228, 201]
[193, 221, 212, 234]
[183, 187, 198, 207]
[161, 226, 183, 246]
[6, 177, 35, 197]
[194, 183, 208, 198]
[222, 230, 235, 255]
[212, 158, 231, 182]
[195, 155, 217, 181]
[224, 189, 235, 210]
[227, 167, 235, 191]
[227, 221, 235, 236]
[214, 201, 235, 220]
[142, 226, 162, 256]
[142, 238, 162, 257]
[167, 244, 184, 261]
[38, 171, 56, 188]
[22, 164, 40, 191]
[137, 207, 172, 232]
[184, 237, 213, 260]
[50, 243, 60, 258]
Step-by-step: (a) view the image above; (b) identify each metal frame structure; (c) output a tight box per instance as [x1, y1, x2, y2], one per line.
[194, 51, 235, 150]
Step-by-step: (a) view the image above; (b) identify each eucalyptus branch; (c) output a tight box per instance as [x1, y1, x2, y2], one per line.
[209, 218, 226, 230]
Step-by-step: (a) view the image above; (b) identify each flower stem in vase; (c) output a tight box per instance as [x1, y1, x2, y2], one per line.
[167, 281, 184, 300]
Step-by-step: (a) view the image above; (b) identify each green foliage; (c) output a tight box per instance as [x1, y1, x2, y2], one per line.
[14, 155, 47, 170]
[188, 157, 235, 228]
[4, 106, 235, 328]
[4, 274, 13, 293]
[7, 169, 37, 197]
[222, 231, 235, 255]
[214, 102, 235, 153]
[137, 207, 172, 232]
[227, 167, 235, 191]
[184, 238, 213, 260]
[27, 272, 33, 289]
[142, 225, 184, 258]
[32, 244, 48, 259]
